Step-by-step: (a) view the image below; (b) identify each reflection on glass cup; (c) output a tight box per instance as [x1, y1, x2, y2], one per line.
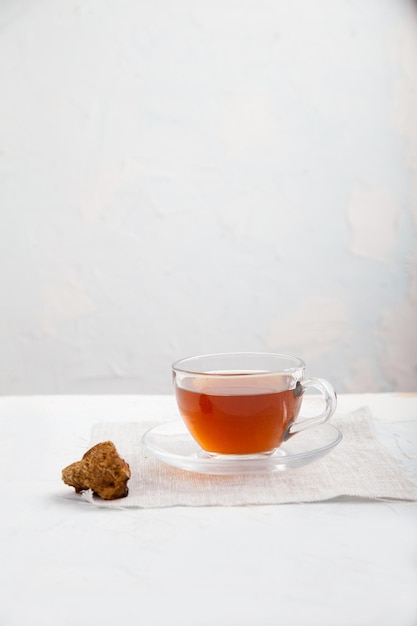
[172, 353, 337, 457]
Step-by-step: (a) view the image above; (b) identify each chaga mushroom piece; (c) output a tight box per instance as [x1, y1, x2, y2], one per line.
[62, 441, 131, 500]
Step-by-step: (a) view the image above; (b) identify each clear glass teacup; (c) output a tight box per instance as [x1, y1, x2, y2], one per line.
[172, 352, 337, 456]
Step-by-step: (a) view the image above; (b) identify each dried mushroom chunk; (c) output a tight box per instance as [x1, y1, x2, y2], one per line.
[62, 441, 131, 500]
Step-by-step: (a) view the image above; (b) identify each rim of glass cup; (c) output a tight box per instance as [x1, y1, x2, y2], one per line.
[171, 352, 306, 376]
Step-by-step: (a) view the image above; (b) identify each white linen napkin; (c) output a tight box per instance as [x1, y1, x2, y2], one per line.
[74, 407, 417, 508]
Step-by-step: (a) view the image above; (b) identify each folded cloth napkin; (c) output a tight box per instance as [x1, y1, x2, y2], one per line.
[76, 407, 417, 508]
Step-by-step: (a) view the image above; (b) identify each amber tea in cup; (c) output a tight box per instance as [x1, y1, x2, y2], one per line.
[172, 353, 337, 456]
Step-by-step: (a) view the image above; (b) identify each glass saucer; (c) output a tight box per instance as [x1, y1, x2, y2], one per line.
[142, 420, 342, 475]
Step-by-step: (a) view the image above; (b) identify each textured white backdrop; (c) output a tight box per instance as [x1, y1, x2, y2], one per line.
[0, 0, 416, 394]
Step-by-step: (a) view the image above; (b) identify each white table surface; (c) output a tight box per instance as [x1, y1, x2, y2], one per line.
[1, 392, 416, 626]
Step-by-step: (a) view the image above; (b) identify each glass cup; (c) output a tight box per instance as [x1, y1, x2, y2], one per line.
[172, 352, 337, 456]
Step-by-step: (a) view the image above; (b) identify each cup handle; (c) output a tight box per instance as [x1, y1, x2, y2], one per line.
[286, 377, 337, 438]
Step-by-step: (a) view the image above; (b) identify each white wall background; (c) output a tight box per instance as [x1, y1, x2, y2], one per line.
[0, 0, 416, 395]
